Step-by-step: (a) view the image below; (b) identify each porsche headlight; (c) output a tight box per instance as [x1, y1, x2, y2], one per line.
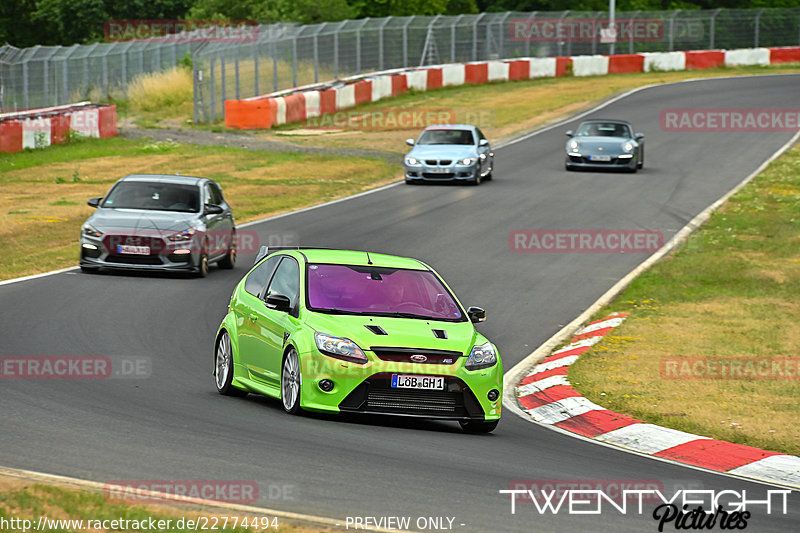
[623, 142, 634, 153]
[315, 332, 367, 364]
[82, 224, 102, 238]
[459, 157, 477, 165]
[568, 140, 579, 152]
[466, 342, 497, 370]
[405, 157, 419, 165]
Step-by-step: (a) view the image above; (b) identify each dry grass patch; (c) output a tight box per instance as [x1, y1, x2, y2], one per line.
[0, 138, 398, 280]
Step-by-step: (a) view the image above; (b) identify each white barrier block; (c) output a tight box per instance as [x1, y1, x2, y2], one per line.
[441, 64, 465, 86]
[22, 117, 51, 149]
[529, 57, 557, 78]
[725, 48, 770, 66]
[405, 70, 428, 91]
[69, 109, 100, 137]
[370, 76, 393, 102]
[304, 91, 320, 119]
[274, 97, 287, 125]
[571, 55, 610, 77]
[643, 52, 686, 72]
[487, 60, 510, 81]
[335, 84, 355, 110]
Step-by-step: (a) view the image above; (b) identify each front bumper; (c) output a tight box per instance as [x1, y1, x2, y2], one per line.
[404, 161, 478, 182]
[79, 233, 200, 272]
[565, 152, 636, 170]
[298, 349, 502, 421]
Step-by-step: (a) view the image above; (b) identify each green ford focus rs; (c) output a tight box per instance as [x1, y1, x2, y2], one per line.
[214, 247, 502, 433]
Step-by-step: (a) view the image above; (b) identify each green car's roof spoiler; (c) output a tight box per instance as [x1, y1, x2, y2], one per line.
[253, 245, 353, 265]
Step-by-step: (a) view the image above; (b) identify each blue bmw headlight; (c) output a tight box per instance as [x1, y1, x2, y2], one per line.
[405, 157, 419, 165]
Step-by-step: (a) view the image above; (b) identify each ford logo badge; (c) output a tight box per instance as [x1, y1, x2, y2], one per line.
[410, 354, 427, 363]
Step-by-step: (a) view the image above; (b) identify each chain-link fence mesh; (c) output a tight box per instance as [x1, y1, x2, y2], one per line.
[2, 9, 799, 122]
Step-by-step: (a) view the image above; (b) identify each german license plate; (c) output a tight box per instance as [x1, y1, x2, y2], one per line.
[391, 374, 445, 390]
[117, 245, 150, 255]
[590, 155, 611, 162]
[427, 167, 449, 173]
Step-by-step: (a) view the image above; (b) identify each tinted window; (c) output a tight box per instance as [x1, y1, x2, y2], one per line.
[266, 257, 300, 308]
[576, 122, 631, 138]
[417, 129, 475, 146]
[102, 181, 200, 212]
[476, 128, 487, 141]
[244, 256, 280, 298]
[307, 264, 464, 321]
[209, 182, 224, 204]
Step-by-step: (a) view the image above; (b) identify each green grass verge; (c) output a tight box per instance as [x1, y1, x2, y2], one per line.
[570, 141, 800, 456]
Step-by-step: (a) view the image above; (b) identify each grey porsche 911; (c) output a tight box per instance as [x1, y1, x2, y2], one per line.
[565, 119, 644, 173]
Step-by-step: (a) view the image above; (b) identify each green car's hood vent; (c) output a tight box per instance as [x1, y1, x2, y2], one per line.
[308, 313, 477, 354]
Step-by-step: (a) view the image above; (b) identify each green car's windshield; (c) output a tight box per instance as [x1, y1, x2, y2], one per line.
[306, 264, 465, 321]
[101, 182, 200, 212]
[417, 129, 475, 146]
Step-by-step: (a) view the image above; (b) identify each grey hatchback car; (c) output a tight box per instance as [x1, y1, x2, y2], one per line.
[80, 174, 236, 277]
[404, 124, 494, 185]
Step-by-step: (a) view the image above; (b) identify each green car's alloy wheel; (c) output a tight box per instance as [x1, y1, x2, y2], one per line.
[281, 348, 302, 414]
[215, 332, 246, 396]
[459, 419, 499, 434]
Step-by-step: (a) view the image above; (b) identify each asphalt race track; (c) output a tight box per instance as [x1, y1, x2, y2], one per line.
[1, 74, 799, 532]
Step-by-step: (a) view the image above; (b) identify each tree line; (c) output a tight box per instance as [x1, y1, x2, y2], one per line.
[2, 0, 798, 48]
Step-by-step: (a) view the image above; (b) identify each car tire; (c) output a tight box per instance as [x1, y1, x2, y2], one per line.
[469, 169, 482, 186]
[196, 249, 209, 278]
[281, 348, 302, 415]
[219, 231, 236, 270]
[459, 419, 499, 434]
[637, 150, 644, 169]
[215, 331, 247, 397]
[484, 171, 493, 181]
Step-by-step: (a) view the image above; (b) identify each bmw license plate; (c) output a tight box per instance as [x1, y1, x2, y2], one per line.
[589, 155, 612, 162]
[427, 167, 449, 173]
[117, 245, 150, 255]
[391, 374, 445, 390]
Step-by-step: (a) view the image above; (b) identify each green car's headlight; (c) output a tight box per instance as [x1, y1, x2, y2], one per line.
[466, 342, 497, 370]
[314, 332, 368, 364]
[83, 224, 103, 237]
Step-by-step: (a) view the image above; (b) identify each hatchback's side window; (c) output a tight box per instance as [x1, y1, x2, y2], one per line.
[210, 182, 225, 204]
[266, 257, 300, 308]
[244, 256, 280, 298]
[476, 128, 487, 142]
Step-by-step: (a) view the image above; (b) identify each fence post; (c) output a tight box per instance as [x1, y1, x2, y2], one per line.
[210, 55, 215, 122]
[235, 46, 240, 99]
[272, 39, 278, 91]
[754, 8, 765, 48]
[313, 23, 325, 83]
[403, 17, 414, 68]
[525, 12, 537, 57]
[450, 14, 463, 63]
[498, 12, 511, 59]
[102, 50, 109, 99]
[669, 10, 680, 52]
[473, 13, 485, 61]
[557, 11, 569, 57]
[292, 35, 298, 87]
[22, 59, 29, 110]
[709, 8, 721, 50]
[379, 17, 391, 70]
[355, 18, 369, 74]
